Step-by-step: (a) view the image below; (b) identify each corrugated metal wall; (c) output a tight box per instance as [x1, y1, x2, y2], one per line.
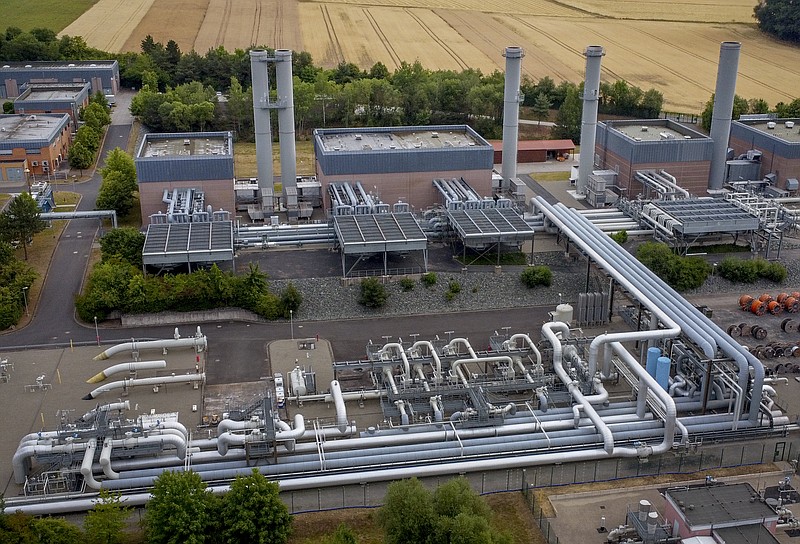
[136, 156, 234, 182]
[317, 146, 493, 175]
[0, 63, 119, 98]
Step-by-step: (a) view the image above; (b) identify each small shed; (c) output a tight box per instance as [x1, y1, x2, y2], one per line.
[490, 139, 575, 163]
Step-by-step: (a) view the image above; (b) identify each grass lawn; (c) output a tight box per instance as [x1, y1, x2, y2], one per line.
[0, 0, 97, 32]
[234, 140, 315, 178]
[533, 171, 571, 182]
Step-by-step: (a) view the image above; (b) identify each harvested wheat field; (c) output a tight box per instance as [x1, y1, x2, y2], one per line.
[60, 0, 800, 112]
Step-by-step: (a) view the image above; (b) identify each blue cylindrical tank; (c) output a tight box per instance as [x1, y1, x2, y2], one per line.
[656, 356, 671, 390]
[646, 347, 660, 378]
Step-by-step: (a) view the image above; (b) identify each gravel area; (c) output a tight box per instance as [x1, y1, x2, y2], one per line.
[270, 250, 800, 323]
[272, 251, 600, 322]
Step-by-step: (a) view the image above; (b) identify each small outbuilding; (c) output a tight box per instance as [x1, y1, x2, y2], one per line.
[490, 139, 575, 163]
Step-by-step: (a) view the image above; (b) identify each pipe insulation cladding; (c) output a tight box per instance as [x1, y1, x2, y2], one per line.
[577, 45, 604, 195]
[501, 46, 524, 184]
[708, 42, 741, 191]
[249, 49, 274, 193]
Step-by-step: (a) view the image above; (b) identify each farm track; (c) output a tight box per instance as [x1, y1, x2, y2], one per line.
[273, 0, 282, 50]
[633, 25, 798, 101]
[574, 22, 713, 96]
[405, 9, 469, 71]
[251, 0, 261, 49]
[321, 4, 345, 65]
[363, 8, 401, 69]
[215, 0, 232, 48]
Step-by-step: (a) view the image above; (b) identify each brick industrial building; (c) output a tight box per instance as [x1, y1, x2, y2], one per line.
[12, 82, 91, 125]
[135, 132, 236, 221]
[594, 119, 713, 197]
[0, 114, 73, 184]
[0, 60, 120, 100]
[313, 125, 494, 212]
[729, 118, 800, 191]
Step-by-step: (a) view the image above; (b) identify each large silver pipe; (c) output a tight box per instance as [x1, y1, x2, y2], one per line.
[93, 333, 207, 361]
[81, 439, 100, 490]
[275, 49, 296, 192]
[249, 49, 274, 193]
[577, 45, 605, 194]
[83, 373, 205, 400]
[562, 202, 764, 421]
[330, 380, 348, 433]
[502, 47, 524, 184]
[709, 42, 741, 191]
[86, 360, 167, 384]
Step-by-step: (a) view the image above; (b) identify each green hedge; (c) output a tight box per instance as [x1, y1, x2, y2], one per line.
[636, 242, 711, 291]
[520, 265, 552, 288]
[717, 257, 787, 283]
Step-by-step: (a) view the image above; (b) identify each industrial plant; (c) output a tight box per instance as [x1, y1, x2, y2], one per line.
[2, 41, 800, 544]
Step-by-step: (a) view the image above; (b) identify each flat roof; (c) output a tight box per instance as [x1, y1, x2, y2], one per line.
[713, 524, 780, 544]
[489, 139, 575, 151]
[333, 213, 427, 254]
[737, 119, 800, 143]
[18, 86, 85, 101]
[142, 222, 234, 266]
[666, 483, 776, 527]
[604, 119, 709, 142]
[0, 61, 117, 70]
[0, 114, 69, 143]
[140, 134, 231, 158]
[447, 208, 535, 241]
[316, 125, 490, 153]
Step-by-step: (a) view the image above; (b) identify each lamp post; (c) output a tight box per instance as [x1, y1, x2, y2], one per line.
[23, 167, 31, 194]
[21, 286, 29, 317]
[289, 309, 294, 340]
[93, 316, 100, 346]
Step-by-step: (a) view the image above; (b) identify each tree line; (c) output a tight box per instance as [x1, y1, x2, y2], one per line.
[754, 0, 800, 44]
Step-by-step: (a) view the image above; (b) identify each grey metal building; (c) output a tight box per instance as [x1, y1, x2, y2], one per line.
[314, 125, 494, 211]
[13, 83, 91, 125]
[135, 132, 235, 221]
[0, 61, 120, 100]
[729, 119, 800, 191]
[594, 119, 713, 197]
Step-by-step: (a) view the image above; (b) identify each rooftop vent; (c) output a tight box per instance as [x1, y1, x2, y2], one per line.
[641, 126, 649, 132]
[659, 132, 674, 140]
[68, 63, 76, 67]
[684, 135, 692, 139]
[786, 121, 795, 129]
[634, 137, 642, 142]
[431, 132, 439, 138]
[354, 134, 362, 140]
[767, 121, 776, 129]
[24, 64, 32, 68]
[183, 139, 190, 145]
[90, 63, 96, 67]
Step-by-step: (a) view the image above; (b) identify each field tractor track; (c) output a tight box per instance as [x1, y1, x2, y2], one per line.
[273, 0, 283, 49]
[321, 4, 345, 65]
[215, 0, 233, 48]
[251, 0, 262, 49]
[363, 8, 401, 69]
[489, 15, 570, 81]
[635, 26, 798, 101]
[106, 0, 153, 51]
[575, 22, 712, 94]
[405, 9, 469, 70]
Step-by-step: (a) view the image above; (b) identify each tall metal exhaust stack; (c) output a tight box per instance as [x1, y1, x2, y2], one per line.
[708, 41, 741, 192]
[275, 49, 297, 193]
[577, 45, 605, 195]
[501, 46, 524, 185]
[249, 49, 274, 198]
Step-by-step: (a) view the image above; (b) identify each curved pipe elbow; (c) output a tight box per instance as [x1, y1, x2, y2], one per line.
[99, 440, 119, 479]
[81, 439, 101, 490]
[331, 380, 348, 433]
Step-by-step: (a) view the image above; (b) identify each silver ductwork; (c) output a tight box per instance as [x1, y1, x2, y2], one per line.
[577, 45, 605, 195]
[708, 42, 741, 191]
[501, 46, 524, 184]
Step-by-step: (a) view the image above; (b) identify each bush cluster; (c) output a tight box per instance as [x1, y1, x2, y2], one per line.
[358, 277, 388, 308]
[75, 261, 301, 322]
[636, 242, 711, 291]
[444, 279, 462, 302]
[717, 257, 787, 283]
[520, 265, 552, 288]
[399, 277, 416, 291]
[421, 272, 438, 287]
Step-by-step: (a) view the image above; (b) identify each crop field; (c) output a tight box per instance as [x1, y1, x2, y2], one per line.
[54, 0, 800, 113]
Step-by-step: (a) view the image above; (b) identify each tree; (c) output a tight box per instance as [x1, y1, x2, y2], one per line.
[532, 91, 552, 124]
[379, 478, 436, 544]
[68, 140, 94, 175]
[31, 517, 84, 543]
[754, 0, 800, 43]
[96, 170, 136, 216]
[100, 227, 145, 267]
[145, 470, 216, 544]
[552, 83, 582, 142]
[700, 93, 751, 132]
[358, 277, 388, 308]
[220, 469, 292, 544]
[83, 489, 131, 544]
[280, 282, 303, 316]
[0, 193, 46, 260]
[2, 101, 12, 114]
[82, 101, 111, 130]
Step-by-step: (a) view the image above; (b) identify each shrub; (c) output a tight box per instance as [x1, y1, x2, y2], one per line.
[520, 265, 552, 288]
[444, 290, 456, 302]
[718, 257, 787, 284]
[637, 241, 711, 291]
[421, 272, 438, 287]
[763, 261, 788, 283]
[447, 280, 461, 294]
[610, 230, 628, 244]
[280, 282, 303, 317]
[359, 277, 388, 308]
[399, 277, 416, 291]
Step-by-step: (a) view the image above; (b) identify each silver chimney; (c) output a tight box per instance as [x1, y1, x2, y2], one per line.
[708, 41, 741, 192]
[275, 49, 297, 193]
[249, 49, 274, 196]
[501, 46, 524, 184]
[577, 45, 605, 195]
